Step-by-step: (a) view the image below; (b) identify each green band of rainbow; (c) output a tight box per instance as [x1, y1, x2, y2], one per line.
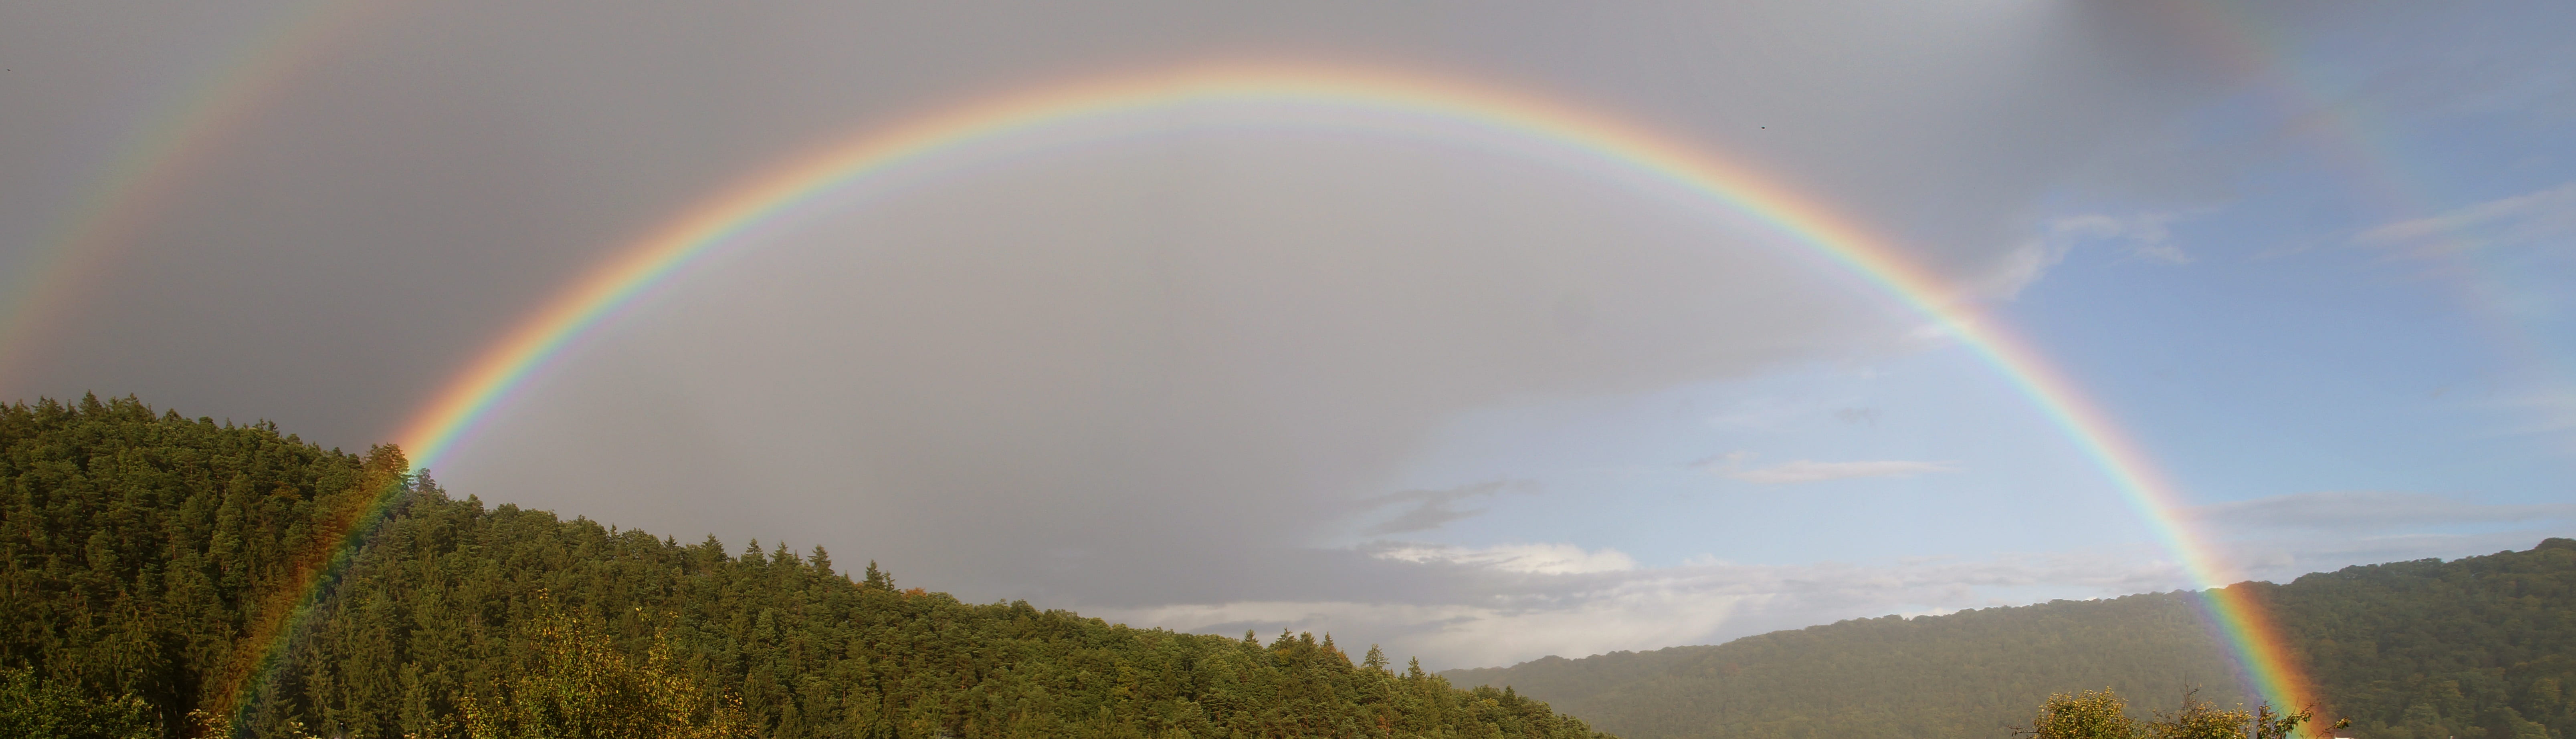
[357, 64, 2314, 722]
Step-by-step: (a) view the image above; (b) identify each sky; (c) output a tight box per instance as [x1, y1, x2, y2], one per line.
[2, 0, 2571, 671]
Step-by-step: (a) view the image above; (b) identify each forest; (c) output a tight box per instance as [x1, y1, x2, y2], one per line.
[1447, 538, 2575, 739]
[0, 396, 1611, 739]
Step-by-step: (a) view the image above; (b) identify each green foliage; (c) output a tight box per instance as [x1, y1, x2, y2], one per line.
[0, 665, 158, 739]
[2140, 693, 2253, 739]
[2, 396, 1612, 739]
[0, 394, 398, 736]
[2020, 689, 2138, 739]
[2016, 689, 2323, 739]
[2245, 701, 2327, 739]
[1452, 540, 2576, 739]
[455, 592, 756, 739]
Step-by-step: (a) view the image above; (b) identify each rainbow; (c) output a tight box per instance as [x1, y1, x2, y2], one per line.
[0, 0, 388, 388]
[361, 64, 2314, 725]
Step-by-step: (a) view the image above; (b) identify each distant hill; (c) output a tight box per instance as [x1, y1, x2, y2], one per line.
[0, 396, 1612, 739]
[1445, 540, 2576, 739]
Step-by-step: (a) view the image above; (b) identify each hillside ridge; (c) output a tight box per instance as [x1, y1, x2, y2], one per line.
[2, 395, 1613, 739]
[1444, 539, 2576, 739]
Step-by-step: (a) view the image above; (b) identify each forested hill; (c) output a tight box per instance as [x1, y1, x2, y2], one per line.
[1445, 540, 2576, 739]
[0, 396, 1612, 739]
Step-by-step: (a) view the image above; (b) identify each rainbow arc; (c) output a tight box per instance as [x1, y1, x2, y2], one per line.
[233, 63, 2321, 727]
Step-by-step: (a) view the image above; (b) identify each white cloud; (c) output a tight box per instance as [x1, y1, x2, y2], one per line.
[1374, 542, 1639, 575]
[1095, 589, 1754, 671]
[2354, 181, 2576, 257]
[1098, 545, 2202, 669]
[1978, 212, 2192, 296]
[1090, 530, 2574, 670]
[1972, 236, 2077, 298]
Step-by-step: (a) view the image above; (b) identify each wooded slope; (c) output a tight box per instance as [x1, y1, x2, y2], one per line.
[2, 396, 1611, 739]
[1446, 541, 2575, 739]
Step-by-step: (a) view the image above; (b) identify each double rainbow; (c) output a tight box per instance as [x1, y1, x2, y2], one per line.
[283, 63, 2315, 725]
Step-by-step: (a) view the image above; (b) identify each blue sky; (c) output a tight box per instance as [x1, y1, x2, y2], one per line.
[1370, 7, 2576, 582]
[1295, 2, 2576, 659]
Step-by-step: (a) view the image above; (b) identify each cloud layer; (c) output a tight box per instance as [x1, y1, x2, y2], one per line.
[2356, 182, 2576, 257]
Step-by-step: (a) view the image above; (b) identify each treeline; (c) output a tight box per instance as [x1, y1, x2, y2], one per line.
[1446, 542, 2576, 739]
[1, 395, 1612, 739]
[1448, 588, 2247, 739]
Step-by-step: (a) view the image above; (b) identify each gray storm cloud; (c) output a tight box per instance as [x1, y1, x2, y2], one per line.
[3, 0, 2296, 667]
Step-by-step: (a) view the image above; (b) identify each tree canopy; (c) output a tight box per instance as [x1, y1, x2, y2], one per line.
[2, 395, 1611, 739]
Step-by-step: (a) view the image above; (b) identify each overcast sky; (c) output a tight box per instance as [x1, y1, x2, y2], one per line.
[3, 0, 2571, 670]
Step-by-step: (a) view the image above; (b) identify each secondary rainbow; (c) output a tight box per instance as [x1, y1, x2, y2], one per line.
[385, 64, 2322, 725]
[0, 0, 387, 388]
[2174, 0, 2576, 463]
